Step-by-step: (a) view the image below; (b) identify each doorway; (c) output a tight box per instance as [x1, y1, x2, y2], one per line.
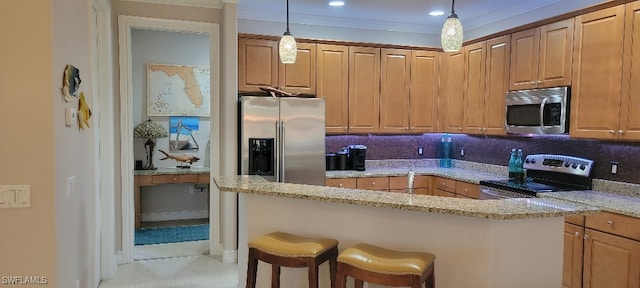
[118, 15, 221, 264]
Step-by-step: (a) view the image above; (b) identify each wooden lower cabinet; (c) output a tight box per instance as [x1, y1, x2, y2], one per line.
[433, 176, 479, 199]
[433, 189, 456, 198]
[325, 178, 357, 189]
[564, 223, 585, 288]
[563, 212, 640, 288]
[356, 177, 389, 191]
[583, 228, 640, 288]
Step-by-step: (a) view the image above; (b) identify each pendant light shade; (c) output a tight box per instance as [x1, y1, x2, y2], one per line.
[279, 0, 297, 64]
[441, 0, 463, 52]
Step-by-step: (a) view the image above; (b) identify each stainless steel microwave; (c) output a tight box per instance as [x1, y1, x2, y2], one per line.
[505, 86, 569, 134]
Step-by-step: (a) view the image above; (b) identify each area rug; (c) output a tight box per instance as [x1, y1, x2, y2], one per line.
[135, 224, 209, 246]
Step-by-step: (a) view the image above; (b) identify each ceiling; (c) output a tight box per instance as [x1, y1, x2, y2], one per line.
[237, 0, 605, 39]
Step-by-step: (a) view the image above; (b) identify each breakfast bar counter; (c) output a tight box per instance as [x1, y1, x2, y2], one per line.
[214, 175, 598, 288]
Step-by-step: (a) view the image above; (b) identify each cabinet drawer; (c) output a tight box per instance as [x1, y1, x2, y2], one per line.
[357, 177, 389, 191]
[434, 188, 456, 198]
[586, 211, 640, 241]
[152, 174, 199, 184]
[389, 176, 408, 190]
[413, 187, 431, 195]
[414, 175, 431, 188]
[565, 215, 585, 226]
[434, 177, 456, 193]
[325, 178, 357, 189]
[456, 181, 479, 199]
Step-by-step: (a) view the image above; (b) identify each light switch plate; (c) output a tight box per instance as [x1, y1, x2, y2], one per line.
[0, 185, 31, 208]
[65, 107, 77, 126]
[67, 176, 75, 198]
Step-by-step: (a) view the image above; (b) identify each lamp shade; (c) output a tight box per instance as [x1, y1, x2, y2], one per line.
[279, 32, 297, 64]
[133, 119, 168, 139]
[441, 13, 463, 52]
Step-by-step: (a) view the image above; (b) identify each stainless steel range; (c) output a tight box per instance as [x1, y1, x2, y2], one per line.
[479, 154, 594, 199]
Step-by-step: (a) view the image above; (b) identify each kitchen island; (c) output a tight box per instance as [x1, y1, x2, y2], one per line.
[214, 175, 599, 288]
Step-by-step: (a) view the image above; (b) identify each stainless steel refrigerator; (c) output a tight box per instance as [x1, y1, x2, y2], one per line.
[239, 96, 326, 186]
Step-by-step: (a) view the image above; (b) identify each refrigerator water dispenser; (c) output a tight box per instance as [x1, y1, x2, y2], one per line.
[248, 138, 274, 176]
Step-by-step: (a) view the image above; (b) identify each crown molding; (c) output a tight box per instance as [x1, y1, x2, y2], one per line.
[119, 0, 223, 9]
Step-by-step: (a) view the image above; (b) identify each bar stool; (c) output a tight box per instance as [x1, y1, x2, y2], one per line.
[246, 231, 339, 288]
[336, 243, 435, 288]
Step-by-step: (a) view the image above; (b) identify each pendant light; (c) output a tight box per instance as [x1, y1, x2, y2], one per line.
[279, 0, 297, 64]
[441, 0, 463, 52]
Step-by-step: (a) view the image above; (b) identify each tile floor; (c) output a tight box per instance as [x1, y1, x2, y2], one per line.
[98, 240, 239, 288]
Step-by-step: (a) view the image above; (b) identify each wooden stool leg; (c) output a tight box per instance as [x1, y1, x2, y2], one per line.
[308, 259, 319, 288]
[336, 263, 347, 288]
[354, 279, 364, 288]
[411, 275, 421, 288]
[329, 248, 337, 288]
[271, 265, 281, 288]
[427, 271, 435, 288]
[246, 248, 258, 288]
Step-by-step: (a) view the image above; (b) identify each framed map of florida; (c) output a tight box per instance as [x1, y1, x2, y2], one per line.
[147, 63, 211, 117]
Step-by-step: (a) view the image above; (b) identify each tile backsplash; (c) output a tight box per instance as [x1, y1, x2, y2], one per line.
[326, 134, 640, 184]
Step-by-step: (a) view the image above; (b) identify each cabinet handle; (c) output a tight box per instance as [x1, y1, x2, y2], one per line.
[618, 130, 625, 135]
[607, 220, 614, 226]
[583, 234, 589, 240]
[530, 81, 536, 85]
[410, 127, 415, 130]
[344, 127, 347, 131]
[442, 182, 446, 186]
[537, 80, 542, 84]
[173, 177, 178, 181]
[405, 127, 409, 130]
[574, 232, 580, 237]
[609, 130, 616, 134]
[464, 188, 468, 192]
[339, 183, 343, 188]
[458, 127, 462, 131]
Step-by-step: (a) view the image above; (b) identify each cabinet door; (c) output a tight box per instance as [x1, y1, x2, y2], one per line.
[410, 51, 439, 133]
[539, 19, 574, 88]
[278, 42, 316, 94]
[380, 49, 411, 133]
[439, 51, 465, 133]
[238, 38, 278, 92]
[583, 228, 640, 288]
[563, 223, 584, 288]
[484, 35, 510, 136]
[620, 1, 640, 141]
[571, 5, 625, 140]
[349, 46, 381, 133]
[510, 28, 540, 90]
[463, 42, 486, 134]
[317, 44, 349, 134]
[455, 181, 479, 199]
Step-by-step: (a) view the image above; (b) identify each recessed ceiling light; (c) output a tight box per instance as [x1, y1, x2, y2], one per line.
[329, 1, 345, 7]
[429, 11, 445, 16]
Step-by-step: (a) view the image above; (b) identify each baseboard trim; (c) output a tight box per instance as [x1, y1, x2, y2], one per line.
[223, 249, 237, 264]
[141, 210, 208, 222]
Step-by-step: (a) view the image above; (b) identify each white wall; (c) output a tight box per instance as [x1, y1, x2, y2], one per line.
[131, 29, 210, 218]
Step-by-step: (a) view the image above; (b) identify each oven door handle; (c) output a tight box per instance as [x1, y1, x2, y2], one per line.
[480, 187, 512, 200]
[540, 97, 549, 129]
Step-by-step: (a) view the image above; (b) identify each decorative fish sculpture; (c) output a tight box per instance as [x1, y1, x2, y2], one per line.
[78, 92, 92, 129]
[158, 149, 200, 164]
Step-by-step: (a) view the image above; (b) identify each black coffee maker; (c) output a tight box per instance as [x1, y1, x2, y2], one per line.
[347, 145, 367, 171]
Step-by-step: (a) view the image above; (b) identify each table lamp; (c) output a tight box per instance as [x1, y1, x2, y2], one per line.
[133, 119, 168, 170]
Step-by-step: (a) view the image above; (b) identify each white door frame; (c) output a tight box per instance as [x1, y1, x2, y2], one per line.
[117, 15, 221, 263]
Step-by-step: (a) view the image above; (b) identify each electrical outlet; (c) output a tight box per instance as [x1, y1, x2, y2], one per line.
[460, 147, 465, 157]
[189, 186, 195, 194]
[611, 161, 619, 174]
[417, 146, 424, 155]
[66, 176, 75, 198]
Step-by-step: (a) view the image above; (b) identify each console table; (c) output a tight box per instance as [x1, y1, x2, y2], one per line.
[133, 167, 210, 229]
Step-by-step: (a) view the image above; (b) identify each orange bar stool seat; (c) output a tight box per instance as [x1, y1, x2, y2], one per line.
[336, 243, 435, 288]
[246, 231, 339, 288]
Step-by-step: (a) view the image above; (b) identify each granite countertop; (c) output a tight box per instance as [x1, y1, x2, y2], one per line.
[134, 166, 210, 176]
[539, 191, 640, 218]
[214, 175, 599, 220]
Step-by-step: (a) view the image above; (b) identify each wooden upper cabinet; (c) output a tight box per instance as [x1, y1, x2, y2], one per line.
[380, 49, 411, 133]
[620, 1, 640, 141]
[278, 43, 316, 94]
[317, 44, 349, 134]
[238, 38, 278, 92]
[410, 51, 439, 133]
[571, 5, 625, 140]
[348, 46, 381, 133]
[463, 42, 486, 134]
[439, 51, 466, 133]
[484, 35, 510, 136]
[510, 19, 574, 90]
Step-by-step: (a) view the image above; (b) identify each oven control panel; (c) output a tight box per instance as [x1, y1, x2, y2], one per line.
[523, 154, 593, 177]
